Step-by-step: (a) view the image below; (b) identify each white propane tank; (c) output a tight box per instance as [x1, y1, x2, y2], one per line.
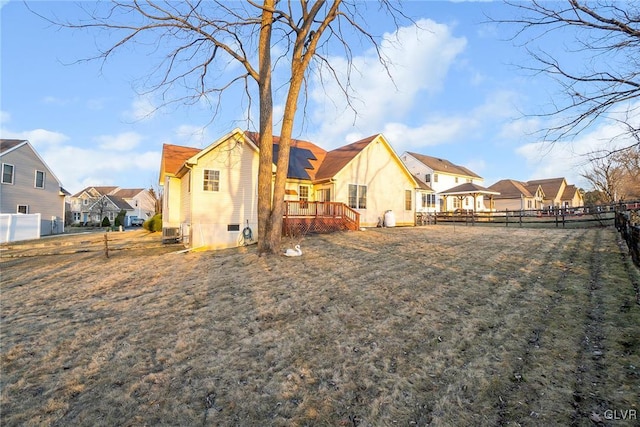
[384, 210, 396, 227]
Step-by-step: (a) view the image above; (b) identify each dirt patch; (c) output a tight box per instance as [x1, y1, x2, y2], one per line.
[1, 226, 638, 426]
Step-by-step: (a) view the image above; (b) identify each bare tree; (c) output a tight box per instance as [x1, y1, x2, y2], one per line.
[500, 0, 640, 153]
[581, 146, 640, 203]
[31, 1, 406, 255]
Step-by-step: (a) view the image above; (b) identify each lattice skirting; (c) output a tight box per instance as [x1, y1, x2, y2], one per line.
[283, 217, 356, 237]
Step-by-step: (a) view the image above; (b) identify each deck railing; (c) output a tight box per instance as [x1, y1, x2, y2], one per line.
[283, 201, 360, 234]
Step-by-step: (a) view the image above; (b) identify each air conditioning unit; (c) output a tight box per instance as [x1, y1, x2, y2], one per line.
[162, 227, 180, 244]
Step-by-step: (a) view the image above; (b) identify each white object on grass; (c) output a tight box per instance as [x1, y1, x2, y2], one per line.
[284, 244, 302, 257]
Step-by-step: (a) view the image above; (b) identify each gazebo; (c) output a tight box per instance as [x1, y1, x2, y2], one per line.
[438, 182, 500, 212]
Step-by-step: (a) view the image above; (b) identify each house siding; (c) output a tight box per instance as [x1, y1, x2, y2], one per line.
[333, 137, 415, 227]
[402, 152, 486, 212]
[163, 175, 182, 229]
[0, 143, 65, 235]
[185, 137, 259, 249]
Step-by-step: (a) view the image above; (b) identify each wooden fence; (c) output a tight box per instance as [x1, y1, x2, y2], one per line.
[615, 208, 640, 268]
[432, 206, 616, 229]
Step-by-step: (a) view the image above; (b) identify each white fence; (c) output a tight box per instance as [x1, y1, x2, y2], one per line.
[0, 213, 41, 244]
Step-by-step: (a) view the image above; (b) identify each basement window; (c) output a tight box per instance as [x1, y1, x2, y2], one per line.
[227, 224, 240, 232]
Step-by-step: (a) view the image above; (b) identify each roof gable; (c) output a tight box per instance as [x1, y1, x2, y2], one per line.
[1, 139, 65, 188]
[72, 186, 120, 198]
[527, 177, 566, 199]
[489, 179, 533, 198]
[314, 135, 377, 181]
[561, 184, 581, 200]
[0, 139, 28, 155]
[406, 151, 482, 179]
[160, 143, 201, 183]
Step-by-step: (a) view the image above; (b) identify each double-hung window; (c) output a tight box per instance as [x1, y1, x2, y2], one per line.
[1, 163, 14, 184]
[405, 190, 412, 210]
[203, 169, 220, 192]
[35, 170, 45, 189]
[348, 184, 367, 209]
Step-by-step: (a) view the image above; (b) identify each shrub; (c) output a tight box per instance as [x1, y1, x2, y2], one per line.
[115, 210, 126, 227]
[144, 213, 162, 232]
[101, 217, 111, 227]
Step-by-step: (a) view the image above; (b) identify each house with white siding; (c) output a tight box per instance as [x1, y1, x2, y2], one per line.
[68, 186, 156, 226]
[160, 129, 423, 250]
[400, 151, 488, 212]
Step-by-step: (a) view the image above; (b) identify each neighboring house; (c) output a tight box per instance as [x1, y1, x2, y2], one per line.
[526, 178, 584, 209]
[488, 179, 546, 211]
[110, 188, 157, 223]
[160, 129, 421, 250]
[0, 139, 68, 237]
[400, 152, 487, 212]
[488, 177, 584, 211]
[68, 186, 156, 226]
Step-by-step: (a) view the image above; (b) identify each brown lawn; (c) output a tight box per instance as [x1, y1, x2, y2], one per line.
[1, 226, 639, 426]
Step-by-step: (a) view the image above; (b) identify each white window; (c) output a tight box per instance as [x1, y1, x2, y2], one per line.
[35, 170, 45, 189]
[299, 185, 309, 202]
[434, 174, 439, 183]
[423, 194, 436, 208]
[203, 169, 220, 192]
[348, 184, 367, 209]
[2, 163, 14, 184]
[17, 205, 28, 214]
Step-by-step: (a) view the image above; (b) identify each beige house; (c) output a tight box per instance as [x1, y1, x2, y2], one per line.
[488, 179, 545, 211]
[160, 129, 421, 250]
[527, 178, 584, 209]
[488, 177, 584, 211]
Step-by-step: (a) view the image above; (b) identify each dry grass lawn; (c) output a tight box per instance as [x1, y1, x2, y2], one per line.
[1, 226, 639, 426]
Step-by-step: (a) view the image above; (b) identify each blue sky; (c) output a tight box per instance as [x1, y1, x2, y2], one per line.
[1, 1, 631, 194]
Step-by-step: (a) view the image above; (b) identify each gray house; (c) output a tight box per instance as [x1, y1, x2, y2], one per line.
[0, 139, 68, 237]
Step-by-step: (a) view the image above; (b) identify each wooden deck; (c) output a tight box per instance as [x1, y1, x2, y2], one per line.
[283, 201, 360, 236]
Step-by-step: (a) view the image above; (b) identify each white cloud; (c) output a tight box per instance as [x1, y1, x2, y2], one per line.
[174, 125, 212, 147]
[41, 143, 160, 192]
[42, 96, 75, 106]
[516, 117, 638, 188]
[308, 19, 467, 147]
[0, 127, 69, 146]
[0, 110, 10, 124]
[95, 131, 143, 151]
[124, 95, 157, 122]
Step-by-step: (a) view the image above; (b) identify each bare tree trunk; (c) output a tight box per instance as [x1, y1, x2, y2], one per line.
[257, 0, 275, 255]
[266, 1, 342, 251]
